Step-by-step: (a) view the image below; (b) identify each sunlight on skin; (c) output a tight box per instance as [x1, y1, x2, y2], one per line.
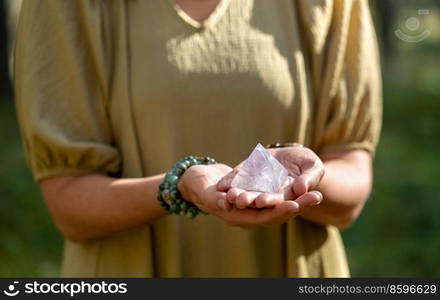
[216, 146, 324, 210]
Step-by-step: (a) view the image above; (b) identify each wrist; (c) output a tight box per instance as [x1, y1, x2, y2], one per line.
[177, 167, 196, 204]
[157, 156, 216, 218]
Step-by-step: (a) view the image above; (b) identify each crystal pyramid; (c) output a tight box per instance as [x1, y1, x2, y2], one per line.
[231, 143, 288, 193]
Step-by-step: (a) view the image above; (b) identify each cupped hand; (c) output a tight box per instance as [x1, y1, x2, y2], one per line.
[178, 162, 322, 229]
[215, 191, 322, 228]
[216, 145, 325, 209]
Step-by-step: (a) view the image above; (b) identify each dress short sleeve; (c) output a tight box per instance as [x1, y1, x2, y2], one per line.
[14, 0, 121, 182]
[297, 0, 382, 155]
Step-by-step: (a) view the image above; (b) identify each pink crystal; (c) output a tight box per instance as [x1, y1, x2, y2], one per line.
[231, 144, 288, 193]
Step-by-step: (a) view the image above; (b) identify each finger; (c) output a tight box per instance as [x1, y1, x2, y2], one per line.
[294, 190, 323, 209]
[282, 181, 296, 200]
[219, 192, 322, 227]
[226, 187, 245, 204]
[220, 202, 297, 228]
[256, 192, 322, 226]
[248, 202, 257, 208]
[217, 197, 233, 212]
[236, 191, 261, 209]
[292, 162, 325, 196]
[256, 201, 300, 225]
[292, 176, 308, 197]
[199, 189, 227, 214]
[254, 193, 284, 208]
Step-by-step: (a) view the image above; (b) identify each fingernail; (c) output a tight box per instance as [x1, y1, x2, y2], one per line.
[224, 201, 232, 212]
[217, 198, 227, 211]
[310, 191, 322, 205]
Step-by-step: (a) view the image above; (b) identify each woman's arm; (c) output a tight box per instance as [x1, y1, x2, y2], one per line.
[40, 163, 236, 243]
[300, 149, 373, 230]
[40, 174, 168, 242]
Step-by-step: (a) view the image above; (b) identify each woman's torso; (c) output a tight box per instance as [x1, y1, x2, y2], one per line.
[62, 0, 348, 277]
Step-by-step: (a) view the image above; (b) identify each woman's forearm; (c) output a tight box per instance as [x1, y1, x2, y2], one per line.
[299, 150, 373, 229]
[40, 174, 168, 242]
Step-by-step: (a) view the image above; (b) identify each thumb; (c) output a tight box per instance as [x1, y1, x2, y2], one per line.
[216, 169, 238, 191]
[294, 190, 323, 209]
[292, 176, 309, 197]
[292, 166, 325, 196]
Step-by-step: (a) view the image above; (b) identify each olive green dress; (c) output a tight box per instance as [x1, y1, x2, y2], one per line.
[14, 0, 382, 277]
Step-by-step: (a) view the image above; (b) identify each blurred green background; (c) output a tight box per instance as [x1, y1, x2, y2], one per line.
[1, 0, 439, 277]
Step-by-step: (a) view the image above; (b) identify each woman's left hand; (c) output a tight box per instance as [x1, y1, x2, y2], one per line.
[216, 146, 325, 210]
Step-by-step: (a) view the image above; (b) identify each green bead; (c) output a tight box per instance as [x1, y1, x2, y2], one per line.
[162, 189, 170, 201]
[176, 162, 187, 170]
[187, 207, 198, 219]
[170, 204, 179, 213]
[167, 175, 179, 185]
[164, 173, 172, 180]
[172, 167, 184, 176]
[169, 190, 179, 200]
[180, 202, 189, 212]
[188, 158, 198, 166]
[175, 198, 182, 205]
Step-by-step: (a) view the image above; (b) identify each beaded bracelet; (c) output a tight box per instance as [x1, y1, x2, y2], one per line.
[157, 156, 217, 219]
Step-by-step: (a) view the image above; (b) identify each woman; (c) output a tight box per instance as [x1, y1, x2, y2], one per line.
[14, 0, 381, 277]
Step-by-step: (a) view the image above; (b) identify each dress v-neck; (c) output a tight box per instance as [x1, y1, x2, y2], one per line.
[169, 0, 231, 29]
